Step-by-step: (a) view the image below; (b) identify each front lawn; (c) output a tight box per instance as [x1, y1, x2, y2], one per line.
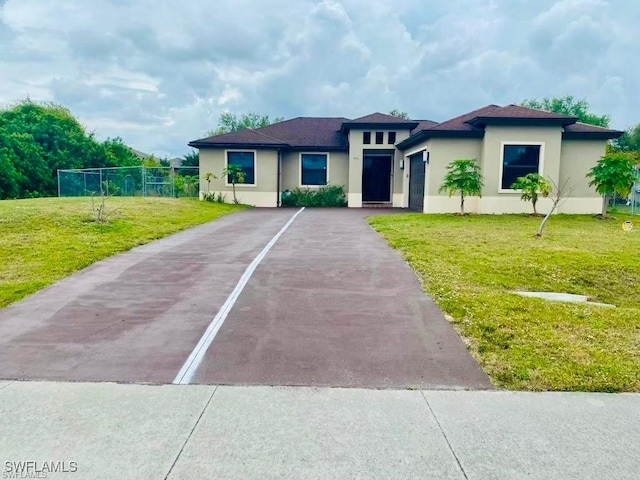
[370, 213, 640, 392]
[0, 197, 245, 308]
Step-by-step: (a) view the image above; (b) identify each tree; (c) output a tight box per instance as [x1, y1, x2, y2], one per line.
[438, 159, 484, 215]
[0, 99, 144, 199]
[182, 149, 199, 167]
[221, 164, 245, 204]
[535, 178, 572, 237]
[204, 172, 217, 193]
[511, 173, 552, 215]
[208, 112, 284, 136]
[520, 96, 610, 127]
[587, 152, 638, 216]
[389, 109, 410, 119]
[612, 123, 640, 155]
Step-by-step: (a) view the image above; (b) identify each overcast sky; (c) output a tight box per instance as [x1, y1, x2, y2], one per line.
[0, 0, 638, 158]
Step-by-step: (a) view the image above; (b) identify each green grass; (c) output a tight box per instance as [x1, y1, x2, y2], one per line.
[0, 197, 245, 308]
[369, 213, 640, 392]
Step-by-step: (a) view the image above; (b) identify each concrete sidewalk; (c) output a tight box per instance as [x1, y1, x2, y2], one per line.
[0, 382, 638, 479]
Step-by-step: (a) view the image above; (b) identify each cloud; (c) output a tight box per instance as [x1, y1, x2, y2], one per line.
[0, 0, 637, 158]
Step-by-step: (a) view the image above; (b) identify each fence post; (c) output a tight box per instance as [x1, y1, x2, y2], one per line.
[57, 170, 61, 197]
[142, 165, 146, 197]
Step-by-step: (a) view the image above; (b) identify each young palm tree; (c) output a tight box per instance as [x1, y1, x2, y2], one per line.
[221, 164, 246, 204]
[511, 173, 552, 215]
[438, 159, 483, 215]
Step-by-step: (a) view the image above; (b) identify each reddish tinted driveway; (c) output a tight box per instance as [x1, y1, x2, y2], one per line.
[0, 208, 491, 389]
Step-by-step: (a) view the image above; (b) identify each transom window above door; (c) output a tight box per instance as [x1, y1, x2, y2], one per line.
[501, 144, 542, 190]
[300, 153, 328, 186]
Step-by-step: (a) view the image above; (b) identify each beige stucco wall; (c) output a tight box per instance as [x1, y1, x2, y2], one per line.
[559, 139, 606, 197]
[347, 129, 410, 207]
[400, 128, 606, 214]
[198, 147, 278, 206]
[280, 151, 349, 192]
[481, 125, 563, 196]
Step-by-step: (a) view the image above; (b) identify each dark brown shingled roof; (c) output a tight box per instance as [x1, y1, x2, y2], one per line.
[468, 104, 578, 126]
[563, 122, 623, 139]
[189, 117, 349, 150]
[426, 104, 502, 132]
[189, 128, 288, 148]
[253, 117, 349, 149]
[344, 112, 419, 124]
[341, 112, 419, 132]
[411, 120, 439, 135]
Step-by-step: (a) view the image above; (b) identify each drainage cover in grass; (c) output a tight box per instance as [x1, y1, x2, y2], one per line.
[511, 291, 615, 308]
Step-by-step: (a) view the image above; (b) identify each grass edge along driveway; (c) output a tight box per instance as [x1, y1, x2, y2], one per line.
[0, 197, 246, 308]
[369, 213, 640, 393]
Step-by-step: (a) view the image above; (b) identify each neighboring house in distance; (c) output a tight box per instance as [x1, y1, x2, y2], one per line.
[189, 105, 622, 214]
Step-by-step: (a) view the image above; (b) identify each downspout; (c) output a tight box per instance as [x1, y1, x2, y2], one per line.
[277, 148, 282, 207]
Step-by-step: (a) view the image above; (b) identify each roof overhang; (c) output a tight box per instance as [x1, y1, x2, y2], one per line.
[396, 130, 484, 150]
[188, 141, 286, 149]
[562, 131, 624, 140]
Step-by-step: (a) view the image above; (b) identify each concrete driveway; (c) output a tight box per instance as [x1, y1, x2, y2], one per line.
[0, 208, 491, 389]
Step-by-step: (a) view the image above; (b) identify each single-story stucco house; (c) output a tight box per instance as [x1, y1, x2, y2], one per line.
[189, 104, 622, 214]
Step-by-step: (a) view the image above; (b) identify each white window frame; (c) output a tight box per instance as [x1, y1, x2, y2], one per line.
[498, 141, 545, 193]
[299, 152, 330, 188]
[225, 149, 257, 187]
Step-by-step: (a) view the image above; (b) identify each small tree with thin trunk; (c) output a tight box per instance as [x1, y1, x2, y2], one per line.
[221, 164, 245, 204]
[536, 178, 572, 237]
[587, 152, 638, 216]
[204, 172, 217, 193]
[511, 173, 552, 215]
[438, 159, 483, 215]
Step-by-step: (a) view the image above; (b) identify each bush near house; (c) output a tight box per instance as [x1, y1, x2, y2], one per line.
[281, 185, 347, 207]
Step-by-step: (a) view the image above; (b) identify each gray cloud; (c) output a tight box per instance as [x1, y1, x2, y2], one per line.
[0, 0, 638, 158]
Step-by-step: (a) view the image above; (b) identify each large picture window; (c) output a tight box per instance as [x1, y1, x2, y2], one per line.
[226, 151, 255, 185]
[301, 153, 328, 186]
[501, 144, 542, 190]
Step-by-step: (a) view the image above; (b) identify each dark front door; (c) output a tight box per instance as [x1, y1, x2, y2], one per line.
[408, 154, 425, 211]
[362, 155, 392, 202]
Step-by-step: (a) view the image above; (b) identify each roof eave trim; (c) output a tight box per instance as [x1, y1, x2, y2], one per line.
[468, 117, 578, 127]
[189, 141, 289, 149]
[562, 131, 624, 140]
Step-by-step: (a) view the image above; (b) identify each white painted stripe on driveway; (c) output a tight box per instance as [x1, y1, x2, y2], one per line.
[173, 207, 305, 385]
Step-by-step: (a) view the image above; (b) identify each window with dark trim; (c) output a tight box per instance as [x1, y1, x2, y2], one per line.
[363, 132, 371, 144]
[226, 151, 255, 184]
[301, 153, 327, 186]
[501, 145, 541, 190]
[388, 132, 396, 144]
[375, 132, 384, 144]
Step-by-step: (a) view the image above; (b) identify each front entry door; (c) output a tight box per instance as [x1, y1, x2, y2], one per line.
[408, 154, 425, 211]
[362, 155, 392, 202]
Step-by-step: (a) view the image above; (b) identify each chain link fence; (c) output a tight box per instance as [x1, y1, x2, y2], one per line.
[57, 166, 199, 198]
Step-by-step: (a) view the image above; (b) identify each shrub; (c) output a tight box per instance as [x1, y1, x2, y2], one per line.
[281, 185, 347, 207]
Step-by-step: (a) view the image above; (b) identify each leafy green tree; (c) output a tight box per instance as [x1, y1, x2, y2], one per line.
[389, 109, 410, 119]
[182, 149, 199, 167]
[0, 99, 144, 199]
[438, 159, 484, 215]
[208, 112, 284, 136]
[221, 164, 246, 204]
[587, 152, 638, 216]
[520, 96, 610, 127]
[612, 123, 640, 155]
[511, 173, 552, 215]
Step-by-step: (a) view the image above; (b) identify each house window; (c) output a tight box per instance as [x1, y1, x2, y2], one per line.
[301, 153, 328, 186]
[226, 151, 255, 184]
[388, 132, 396, 144]
[501, 144, 541, 190]
[363, 132, 371, 144]
[375, 132, 384, 144]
